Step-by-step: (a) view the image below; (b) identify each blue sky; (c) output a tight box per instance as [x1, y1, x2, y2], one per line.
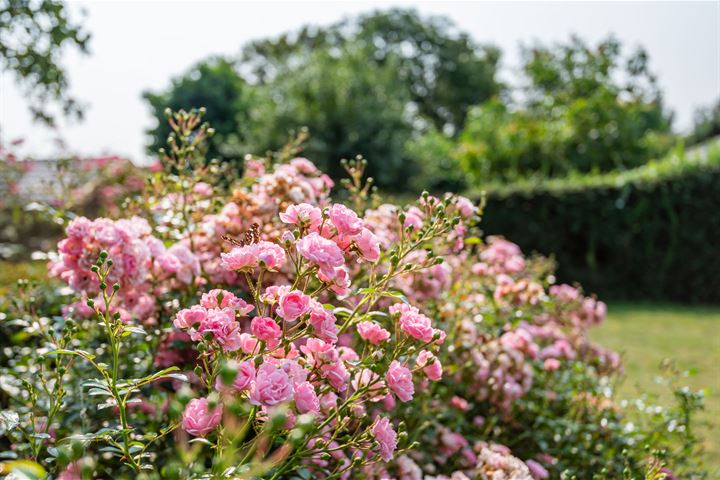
[1, 1, 718, 163]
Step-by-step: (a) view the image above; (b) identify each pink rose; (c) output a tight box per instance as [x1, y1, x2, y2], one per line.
[416, 350, 443, 381]
[277, 290, 311, 321]
[371, 416, 397, 462]
[308, 302, 338, 343]
[253, 241, 287, 271]
[200, 289, 254, 315]
[280, 203, 323, 231]
[357, 321, 391, 345]
[182, 397, 222, 436]
[329, 204, 363, 236]
[173, 305, 208, 330]
[251, 316, 283, 341]
[393, 305, 434, 343]
[386, 360, 414, 402]
[250, 363, 294, 406]
[220, 245, 258, 271]
[353, 228, 380, 262]
[543, 358, 561, 371]
[294, 381, 320, 414]
[197, 308, 242, 351]
[297, 232, 345, 275]
[215, 360, 256, 393]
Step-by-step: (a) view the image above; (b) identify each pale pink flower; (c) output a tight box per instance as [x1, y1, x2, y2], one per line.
[455, 196, 476, 217]
[254, 241, 287, 270]
[280, 203, 323, 231]
[308, 301, 338, 343]
[193, 182, 213, 197]
[173, 305, 207, 330]
[416, 350, 443, 381]
[294, 381, 320, 414]
[182, 397, 222, 436]
[357, 321, 391, 345]
[251, 316, 282, 341]
[220, 245, 258, 271]
[197, 308, 243, 351]
[250, 363, 294, 406]
[353, 228, 380, 262]
[526, 459, 550, 479]
[297, 232, 345, 275]
[215, 360, 256, 393]
[352, 368, 386, 401]
[372, 416, 397, 462]
[392, 304, 435, 343]
[200, 289, 254, 315]
[277, 290, 311, 321]
[386, 361, 414, 402]
[329, 203, 363, 236]
[543, 358, 561, 371]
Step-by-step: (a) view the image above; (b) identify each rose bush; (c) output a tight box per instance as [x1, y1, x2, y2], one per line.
[0, 110, 707, 479]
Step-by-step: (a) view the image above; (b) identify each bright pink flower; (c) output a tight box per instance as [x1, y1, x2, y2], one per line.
[403, 207, 424, 230]
[200, 289, 254, 315]
[197, 308, 242, 351]
[297, 232, 345, 275]
[317, 265, 351, 296]
[173, 305, 208, 330]
[357, 321, 391, 345]
[250, 363, 294, 406]
[329, 203, 363, 236]
[277, 290, 311, 321]
[386, 361, 414, 402]
[372, 416, 397, 462]
[280, 203, 323, 231]
[416, 350, 443, 381]
[251, 316, 282, 341]
[215, 360, 256, 393]
[294, 381, 320, 414]
[308, 302, 338, 343]
[353, 228, 380, 262]
[182, 397, 222, 436]
[392, 304, 435, 343]
[455, 196, 476, 217]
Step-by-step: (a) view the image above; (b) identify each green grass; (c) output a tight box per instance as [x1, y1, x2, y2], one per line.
[592, 303, 720, 472]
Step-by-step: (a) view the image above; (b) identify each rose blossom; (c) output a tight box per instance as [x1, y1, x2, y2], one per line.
[220, 241, 286, 271]
[353, 228, 381, 262]
[308, 301, 338, 343]
[250, 363, 294, 406]
[197, 308, 242, 351]
[416, 350, 443, 381]
[182, 397, 222, 436]
[251, 316, 283, 341]
[372, 416, 397, 462]
[280, 203, 323, 231]
[297, 232, 345, 275]
[526, 459, 550, 479]
[294, 381, 320, 414]
[386, 361, 414, 402]
[329, 203, 364, 236]
[215, 360, 256, 393]
[200, 289, 254, 315]
[356, 321, 391, 345]
[173, 305, 207, 330]
[277, 290, 311, 321]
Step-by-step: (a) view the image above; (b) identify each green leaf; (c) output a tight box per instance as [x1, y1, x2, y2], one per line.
[0, 410, 19, 435]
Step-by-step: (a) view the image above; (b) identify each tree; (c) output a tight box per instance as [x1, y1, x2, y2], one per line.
[245, 45, 412, 188]
[0, 0, 90, 125]
[143, 58, 255, 163]
[687, 98, 720, 146]
[242, 8, 501, 135]
[412, 36, 675, 185]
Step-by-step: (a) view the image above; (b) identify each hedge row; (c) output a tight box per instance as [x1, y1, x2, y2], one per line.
[476, 140, 720, 303]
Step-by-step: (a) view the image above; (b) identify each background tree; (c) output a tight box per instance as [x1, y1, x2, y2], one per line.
[0, 0, 90, 125]
[412, 36, 675, 185]
[146, 9, 502, 189]
[686, 98, 720, 146]
[143, 58, 255, 164]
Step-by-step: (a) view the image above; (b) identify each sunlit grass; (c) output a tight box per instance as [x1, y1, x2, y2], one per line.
[592, 303, 720, 473]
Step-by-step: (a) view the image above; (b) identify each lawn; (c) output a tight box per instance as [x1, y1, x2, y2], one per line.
[592, 303, 720, 472]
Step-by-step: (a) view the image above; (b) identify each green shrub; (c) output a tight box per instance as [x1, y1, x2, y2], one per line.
[475, 140, 720, 303]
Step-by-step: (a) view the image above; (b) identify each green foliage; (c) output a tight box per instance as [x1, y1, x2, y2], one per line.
[0, 0, 89, 125]
[145, 9, 501, 189]
[476, 141, 720, 303]
[411, 36, 674, 186]
[244, 45, 412, 187]
[143, 58, 255, 165]
[687, 99, 720, 146]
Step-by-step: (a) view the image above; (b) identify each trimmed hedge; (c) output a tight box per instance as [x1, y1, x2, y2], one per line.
[475, 140, 720, 303]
